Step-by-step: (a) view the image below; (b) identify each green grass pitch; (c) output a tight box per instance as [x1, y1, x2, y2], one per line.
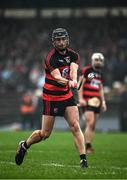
[0, 130, 127, 179]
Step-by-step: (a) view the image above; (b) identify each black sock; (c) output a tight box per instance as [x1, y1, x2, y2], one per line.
[86, 143, 92, 149]
[23, 141, 29, 149]
[80, 154, 86, 160]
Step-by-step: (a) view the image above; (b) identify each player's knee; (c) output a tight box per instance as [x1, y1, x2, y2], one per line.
[29, 130, 43, 143]
[86, 116, 92, 123]
[71, 121, 80, 133]
[40, 130, 51, 141]
[89, 124, 95, 131]
[33, 130, 42, 139]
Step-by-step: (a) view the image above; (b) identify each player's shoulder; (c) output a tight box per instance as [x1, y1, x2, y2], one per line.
[67, 48, 80, 64]
[67, 48, 79, 56]
[81, 65, 91, 73]
[45, 48, 56, 62]
[46, 48, 56, 59]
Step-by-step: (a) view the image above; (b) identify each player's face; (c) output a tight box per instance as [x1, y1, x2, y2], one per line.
[92, 58, 104, 69]
[53, 37, 69, 51]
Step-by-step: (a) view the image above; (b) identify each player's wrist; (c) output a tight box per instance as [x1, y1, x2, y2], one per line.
[72, 80, 77, 88]
[67, 79, 77, 88]
[73, 79, 77, 83]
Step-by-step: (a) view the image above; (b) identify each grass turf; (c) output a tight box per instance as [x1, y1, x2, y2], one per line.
[0, 131, 127, 179]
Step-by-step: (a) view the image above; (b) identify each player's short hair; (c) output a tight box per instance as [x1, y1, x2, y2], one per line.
[52, 28, 69, 41]
[91, 53, 104, 61]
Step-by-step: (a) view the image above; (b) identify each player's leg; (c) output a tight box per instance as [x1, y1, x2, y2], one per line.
[26, 115, 55, 146]
[64, 106, 88, 168]
[84, 110, 97, 153]
[15, 115, 55, 165]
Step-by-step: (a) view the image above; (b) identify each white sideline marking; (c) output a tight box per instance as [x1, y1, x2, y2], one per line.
[1, 160, 127, 172]
[111, 166, 127, 170]
[0, 161, 15, 165]
[41, 163, 79, 168]
[41, 163, 127, 170]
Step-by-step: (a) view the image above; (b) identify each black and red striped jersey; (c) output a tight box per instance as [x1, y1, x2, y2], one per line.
[80, 65, 103, 101]
[42, 48, 80, 101]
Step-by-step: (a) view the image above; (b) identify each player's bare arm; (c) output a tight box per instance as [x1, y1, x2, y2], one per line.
[51, 67, 78, 88]
[51, 68, 69, 85]
[78, 75, 86, 106]
[100, 83, 107, 112]
[70, 62, 78, 82]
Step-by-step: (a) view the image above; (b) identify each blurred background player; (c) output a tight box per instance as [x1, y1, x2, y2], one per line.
[78, 52, 107, 153]
[15, 28, 88, 168]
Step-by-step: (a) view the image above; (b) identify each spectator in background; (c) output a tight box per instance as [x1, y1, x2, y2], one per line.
[29, 64, 41, 89]
[34, 89, 43, 129]
[20, 91, 37, 130]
